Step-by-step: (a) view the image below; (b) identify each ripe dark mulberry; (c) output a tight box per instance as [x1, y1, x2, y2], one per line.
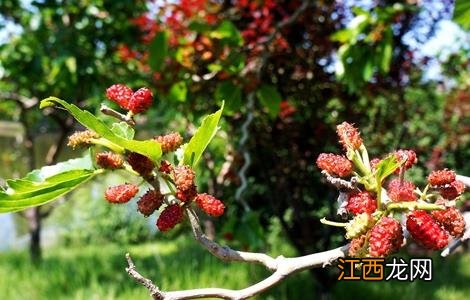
[176, 186, 197, 202]
[431, 207, 466, 238]
[440, 180, 465, 200]
[155, 132, 183, 153]
[346, 191, 377, 215]
[159, 160, 173, 174]
[195, 193, 225, 217]
[137, 189, 164, 217]
[369, 217, 403, 257]
[157, 204, 184, 232]
[406, 210, 449, 250]
[105, 184, 139, 204]
[387, 179, 417, 202]
[96, 152, 123, 169]
[336, 122, 363, 150]
[316, 153, 353, 177]
[106, 84, 133, 110]
[128, 87, 153, 114]
[427, 169, 456, 186]
[127, 152, 155, 176]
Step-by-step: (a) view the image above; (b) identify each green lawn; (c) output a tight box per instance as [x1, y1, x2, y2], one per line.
[1, 237, 469, 299]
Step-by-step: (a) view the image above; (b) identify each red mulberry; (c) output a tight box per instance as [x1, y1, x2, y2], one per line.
[106, 84, 133, 110]
[346, 191, 377, 215]
[394, 149, 417, 170]
[440, 180, 465, 200]
[195, 193, 225, 217]
[128, 87, 153, 114]
[137, 189, 164, 217]
[387, 179, 417, 202]
[157, 204, 184, 232]
[336, 122, 363, 150]
[428, 169, 456, 186]
[176, 186, 197, 202]
[155, 132, 183, 153]
[159, 160, 173, 174]
[173, 165, 195, 192]
[96, 152, 123, 169]
[431, 207, 466, 238]
[369, 217, 403, 257]
[348, 234, 368, 257]
[127, 152, 155, 176]
[406, 210, 449, 250]
[316, 153, 353, 177]
[104, 184, 139, 204]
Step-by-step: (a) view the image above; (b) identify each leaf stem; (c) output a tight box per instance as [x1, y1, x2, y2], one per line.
[320, 217, 348, 227]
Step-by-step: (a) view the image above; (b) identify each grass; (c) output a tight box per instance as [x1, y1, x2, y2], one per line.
[1, 236, 469, 300]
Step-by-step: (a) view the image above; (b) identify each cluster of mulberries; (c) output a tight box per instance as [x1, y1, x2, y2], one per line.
[106, 84, 153, 114]
[316, 122, 467, 258]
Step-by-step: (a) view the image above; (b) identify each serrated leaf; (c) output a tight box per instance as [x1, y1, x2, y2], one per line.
[374, 155, 399, 183]
[111, 122, 135, 139]
[256, 84, 282, 119]
[40, 97, 162, 161]
[149, 31, 169, 71]
[183, 103, 224, 168]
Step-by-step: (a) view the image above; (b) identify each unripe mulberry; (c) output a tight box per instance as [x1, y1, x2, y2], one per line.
[431, 207, 466, 238]
[348, 234, 368, 257]
[137, 189, 164, 217]
[370, 158, 381, 170]
[345, 213, 374, 239]
[195, 193, 225, 217]
[387, 179, 417, 202]
[155, 132, 183, 153]
[128, 87, 153, 114]
[157, 204, 184, 232]
[406, 210, 449, 250]
[173, 165, 195, 192]
[106, 84, 133, 110]
[159, 160, 173, 174]
[127, 152, 155, 176]
[440, 180, 465, 200]
[427, 169, 456, 186]
[336, 122, 363, 150]
[316, 153, 353, 177]
[67, 130, 99, 149]
[394, 149, 417, 170]
[105, 184, 139, 204]
[369, 217, 403, 257]
[96, 152, 123, 169]
[346, 191, 377, 215]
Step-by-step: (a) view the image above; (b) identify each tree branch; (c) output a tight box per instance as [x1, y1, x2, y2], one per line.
[126, 207, 348, 300]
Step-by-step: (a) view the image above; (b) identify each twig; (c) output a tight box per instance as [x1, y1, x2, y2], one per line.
[456, 175, 470, 188]
[100, 104, 136, 126]
[126, 207, 348, 300]
[321, 171, 359, 191]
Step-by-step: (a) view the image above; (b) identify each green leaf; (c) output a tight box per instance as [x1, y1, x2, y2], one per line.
[453, 0, 470, 30]
[0, 157, 101, 213]
[40, 97, 162, 161]
[380, 28, 393, 73]
[256, 84, 282, 119]
[183, 102, 224, 168]
[374, 155, 399, 184]
[210, 21, 243, 46]
[111, 122, 135, 139]
[169, 81, 187, 102]
[215, 81, 241, 115]
[148, 31, 169, 71]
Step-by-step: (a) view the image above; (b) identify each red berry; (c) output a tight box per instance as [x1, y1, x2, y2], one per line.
[440, 180, 465, 200]
[432, 207, 466, 238]
[137, 189, 164, 217]
[369, 217, 403, 257]
[406, 210, 449, 250]
[195, 193, 225, 217]
[106, 84, 133, 110]
[370, 158, 381, 170]
[157, 204, 184, 232]
[104, 184, 139, 204]
[336, 122, 363, 150]
[128, 87, 153, 114]
[155, 132, 183, 153]
[346, 191, 377, 215]
[96, 152, 124, 169]
[316, 153, 353, 177]
[127, 152, 155, 176]
[387, 179, 417, 202]
[173, 165, 195, 192]
[176, 186, 197, 202]
[427, 169, 456, 186]
[348, 234, 368, 257]
[159, 160, 173, 174]
[394, 149, 417, 171]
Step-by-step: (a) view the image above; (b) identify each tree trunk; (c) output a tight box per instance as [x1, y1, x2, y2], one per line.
[25, 207, 42, 264]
